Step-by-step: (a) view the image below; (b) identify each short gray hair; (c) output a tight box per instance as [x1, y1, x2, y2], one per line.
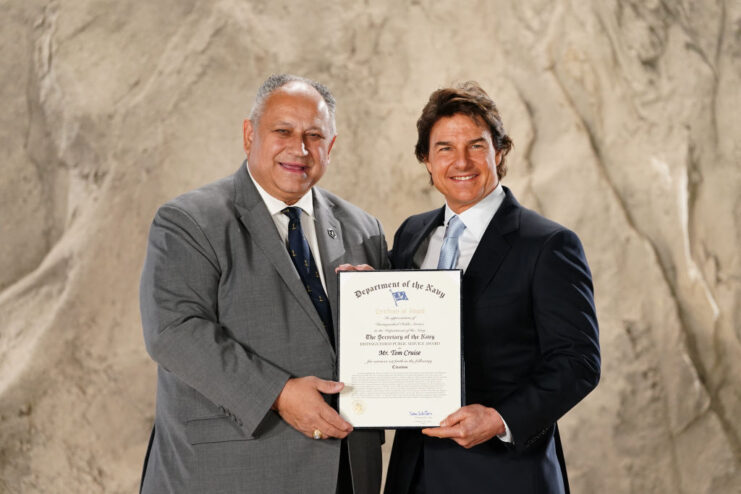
[249, 74, 336, 133]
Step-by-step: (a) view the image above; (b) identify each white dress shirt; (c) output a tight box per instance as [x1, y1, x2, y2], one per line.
[420, 183, 513, 443]
[421, 184, 506, 272]
[246, 166, 328, 292]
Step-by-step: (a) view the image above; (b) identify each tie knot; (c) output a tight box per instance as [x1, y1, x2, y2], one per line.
[444, 215, 466, 240]
[282, 206, 301, 221]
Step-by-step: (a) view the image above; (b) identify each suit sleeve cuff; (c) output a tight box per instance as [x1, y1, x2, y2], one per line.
[497, 416, 513, 443]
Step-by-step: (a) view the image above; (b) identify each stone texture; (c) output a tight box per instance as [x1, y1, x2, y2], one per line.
[1, 0, 739, 492]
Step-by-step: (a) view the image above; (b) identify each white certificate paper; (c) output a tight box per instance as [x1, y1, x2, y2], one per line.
[338, 270, 462, 428]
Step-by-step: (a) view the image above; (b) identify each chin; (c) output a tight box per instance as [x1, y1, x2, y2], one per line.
[279, 184, 311, 199]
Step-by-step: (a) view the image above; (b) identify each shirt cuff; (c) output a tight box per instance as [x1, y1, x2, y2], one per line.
[497, 416, 513, 443]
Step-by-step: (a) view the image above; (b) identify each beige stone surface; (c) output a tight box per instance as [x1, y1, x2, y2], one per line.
[1, 0, 739, 492]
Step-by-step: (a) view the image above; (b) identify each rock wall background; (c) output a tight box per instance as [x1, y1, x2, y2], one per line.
[1, 0, 739, 492]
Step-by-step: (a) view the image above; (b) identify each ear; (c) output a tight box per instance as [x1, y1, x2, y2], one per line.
[495, 149, 502, 166]
[424, 157, 433, 176]
[243, 119, 254, 155]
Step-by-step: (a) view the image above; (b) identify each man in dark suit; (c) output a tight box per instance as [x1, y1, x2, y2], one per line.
[383, 82, 601, 494]
[140, 74, 387, 493]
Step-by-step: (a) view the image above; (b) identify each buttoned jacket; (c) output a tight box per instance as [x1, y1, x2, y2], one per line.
[384, 187, 600, 494]
[140, 163, 388, 494]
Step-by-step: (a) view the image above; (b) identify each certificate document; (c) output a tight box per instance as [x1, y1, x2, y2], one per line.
[338, 270, 462, 428]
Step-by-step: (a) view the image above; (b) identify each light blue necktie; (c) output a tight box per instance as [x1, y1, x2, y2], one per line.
[437, 215, 466, 269]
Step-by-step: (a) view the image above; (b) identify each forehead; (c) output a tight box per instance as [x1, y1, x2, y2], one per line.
[430, 113, 490, 139]
[260, 82, 330, 125]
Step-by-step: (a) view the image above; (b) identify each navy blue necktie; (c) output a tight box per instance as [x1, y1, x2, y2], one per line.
[282, 207, 335, 348]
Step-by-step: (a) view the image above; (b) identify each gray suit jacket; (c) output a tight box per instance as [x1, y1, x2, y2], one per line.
[140, 163, 388, 494]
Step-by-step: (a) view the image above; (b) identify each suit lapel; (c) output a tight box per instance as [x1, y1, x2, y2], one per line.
[313, 189, 345, 333]
[462, 187, 521, 303]
[401, 208, 445, 268]
[232, 163, 331, 347]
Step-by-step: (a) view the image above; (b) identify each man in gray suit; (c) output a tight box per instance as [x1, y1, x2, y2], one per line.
[139, 74, 388, 494]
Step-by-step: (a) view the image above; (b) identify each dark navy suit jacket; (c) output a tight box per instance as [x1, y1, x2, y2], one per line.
[384, 187, 600, 494]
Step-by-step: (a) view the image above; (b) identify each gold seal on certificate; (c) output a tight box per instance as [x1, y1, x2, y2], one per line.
[338, 270, 463, 428]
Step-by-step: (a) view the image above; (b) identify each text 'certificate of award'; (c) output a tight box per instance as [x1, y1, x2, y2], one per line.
[338, 270, 462, 428]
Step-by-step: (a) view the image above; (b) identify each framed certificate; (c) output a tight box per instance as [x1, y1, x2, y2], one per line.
[337, 270, 463, 428]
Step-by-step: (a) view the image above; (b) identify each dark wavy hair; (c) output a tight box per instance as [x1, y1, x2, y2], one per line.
[415, 81, 513, 179]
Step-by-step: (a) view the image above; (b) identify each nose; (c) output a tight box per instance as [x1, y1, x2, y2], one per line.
[288, 134, 309, 157]
[452, 149, 471, 169]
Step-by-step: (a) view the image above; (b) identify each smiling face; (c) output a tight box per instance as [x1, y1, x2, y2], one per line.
[243, 81, 336, 204]
[425, 113, 502, 214]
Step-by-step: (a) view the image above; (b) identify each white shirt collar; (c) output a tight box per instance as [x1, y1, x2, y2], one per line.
[443, 183, 505, 242]
[246, 162, 315, 219]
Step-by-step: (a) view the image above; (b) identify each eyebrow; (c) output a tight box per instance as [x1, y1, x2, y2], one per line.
[273, 121, 325, 133]
[434, 137, 486, 147]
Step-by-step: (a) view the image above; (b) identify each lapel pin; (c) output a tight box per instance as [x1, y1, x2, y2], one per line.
[327, 228, 336, 239]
